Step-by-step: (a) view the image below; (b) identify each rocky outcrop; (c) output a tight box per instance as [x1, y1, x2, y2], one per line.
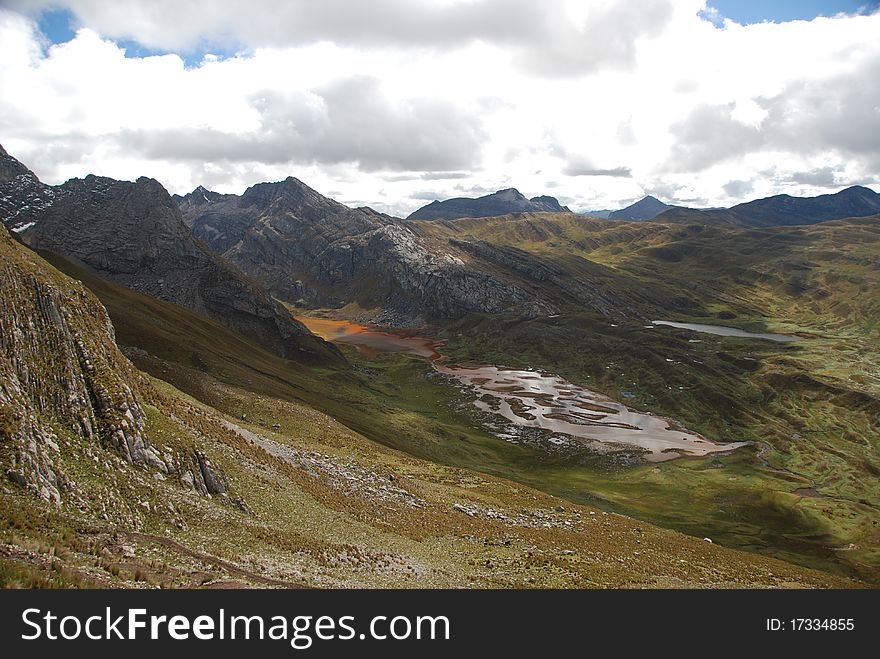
[179, 178, 562, 323]
[449, 239, 626, 317]
[186, 177, 388, 302]
[175, 185, 246, 253]
[407, 188, 571, 220]
[316, 223, 557, 319]
[195, 450, 229, 495]
[529, 195, 570, 213]
[2, 160, 338, 362]
[0, 224, 165, 505]
[0, 144, 57, 234]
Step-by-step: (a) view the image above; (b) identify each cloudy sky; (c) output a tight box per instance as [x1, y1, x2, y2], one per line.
[1, 0, 879, 215]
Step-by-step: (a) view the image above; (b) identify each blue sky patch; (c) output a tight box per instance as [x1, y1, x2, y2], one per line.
[708, 0, 880, 24]
[37, 7, 76, 45]
[33, 6, 230, 68]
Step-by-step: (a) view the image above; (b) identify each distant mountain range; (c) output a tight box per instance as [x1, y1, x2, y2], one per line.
[580, 186, 880, 227]
[407, 188, 570, 220]
[4, 140, 878, 338]
[654, 185, 880, 227]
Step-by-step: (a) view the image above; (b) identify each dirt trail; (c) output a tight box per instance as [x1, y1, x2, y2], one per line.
[126, 532, 305, 588]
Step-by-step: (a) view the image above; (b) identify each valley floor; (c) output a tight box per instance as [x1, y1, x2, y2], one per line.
[5, 218, 878, 589]
[0, 370, 854, 589]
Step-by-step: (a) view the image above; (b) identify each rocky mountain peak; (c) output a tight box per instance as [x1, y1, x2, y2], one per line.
[529, 195, 571, 213]
[0, 146, 58, 233]
[0, 143, 35, 182]
[135, 175, 168, 192]
[3, 156, 339, 363]
[492, 188, 527, 202]
[238, 176, 348, 216]
[176, 185, 226, 210]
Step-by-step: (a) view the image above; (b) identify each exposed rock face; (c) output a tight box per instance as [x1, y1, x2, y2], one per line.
[174, 450, 230, 497]
[448, 239, 623, 317]
[609, 195, 673, 221]
[0, 144, 57, 234]
[529, 195, 570, 213]
[4, 161, 337, 362]
[0, 144, 30, 181]
[195, 451, 229, 495]
[179, 178, 561, 323]
[0, 224, 164, 505]
[180, 177, 387, 302]
[175, 185, 244, 253]
[407, 188, 571, 220]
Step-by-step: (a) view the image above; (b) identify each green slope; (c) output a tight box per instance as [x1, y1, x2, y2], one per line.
[39, 245, 880, 583]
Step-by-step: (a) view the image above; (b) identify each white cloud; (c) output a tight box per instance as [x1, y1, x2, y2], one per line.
[118, 78, 486, 172]
[0, 1, 879, 216]
[6, 0, 676, 75]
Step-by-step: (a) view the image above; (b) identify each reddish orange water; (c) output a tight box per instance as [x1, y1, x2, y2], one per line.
[295, 316, 442, 359]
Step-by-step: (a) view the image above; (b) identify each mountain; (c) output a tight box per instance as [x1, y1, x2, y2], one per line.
[529, 195, 571, 213]
[177, 178, 603, 324]
[0, 147, 337, 363]
[727, 185, 880, 227]
[406, 188, 571, 220]
[609, 195, 673, 221]
[173, 185, 241, 251]
[655, 185, 880, 227]
[0, 144, 58, 234]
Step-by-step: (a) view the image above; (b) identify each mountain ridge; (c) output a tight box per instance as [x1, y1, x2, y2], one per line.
[0, 145, 58, 234]
[177, 178, 598, 324]
[0, 146, 339, 363]
[655, 185, 880, 227]
[407, 187, 571, 220]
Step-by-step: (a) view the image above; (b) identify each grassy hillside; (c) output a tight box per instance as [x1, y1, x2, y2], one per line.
[2, 243, 855, 588]
[37, 246, 879, 583]
[414, 214, 880, 581]
[5, 370, 852, 589]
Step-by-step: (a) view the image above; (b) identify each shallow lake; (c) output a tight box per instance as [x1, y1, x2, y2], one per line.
[298, 316, 747, 461]
[435, 364, 748, 462]
[652, 320, 799, 343]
